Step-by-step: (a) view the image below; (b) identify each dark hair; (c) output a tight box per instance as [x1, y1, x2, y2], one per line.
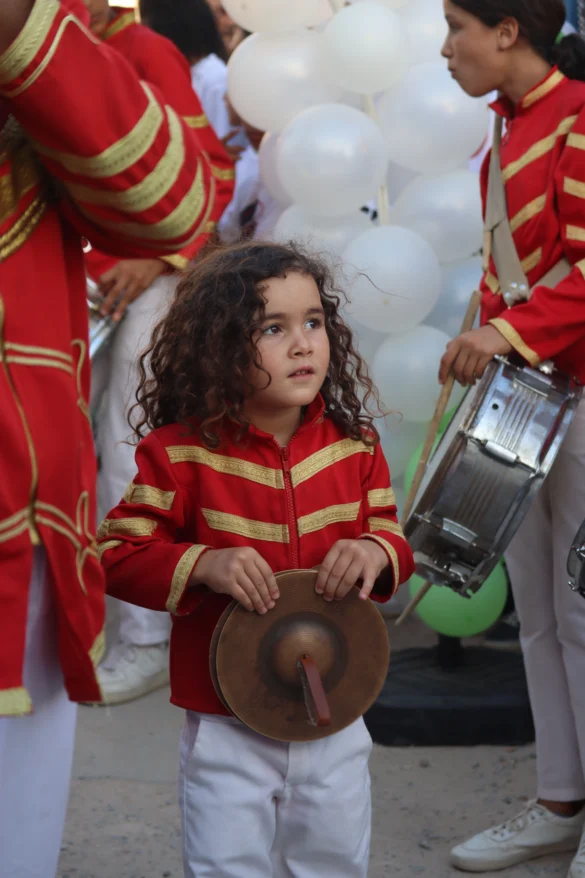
[452, 0, 585, 82]
[139, 0, 227, 63]
[132, 241, 381, 449]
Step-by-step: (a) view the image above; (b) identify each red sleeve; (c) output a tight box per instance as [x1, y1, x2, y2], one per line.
[489, 106, 585, 365]
[0, 0, 214, 258]
[98, 432, 211, 616]
[359, 443, 415, 600]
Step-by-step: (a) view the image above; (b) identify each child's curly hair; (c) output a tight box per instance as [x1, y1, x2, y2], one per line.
[132, 240, 381, 448]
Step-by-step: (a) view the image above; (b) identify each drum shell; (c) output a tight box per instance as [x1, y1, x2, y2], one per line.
[405, 356, 581, 595]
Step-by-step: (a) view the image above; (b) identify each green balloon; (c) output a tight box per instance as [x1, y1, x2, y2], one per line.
[408, 563, 509, 638]
[404, 406, 458, 496]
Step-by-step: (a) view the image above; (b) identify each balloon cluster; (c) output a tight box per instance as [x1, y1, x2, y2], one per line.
[226, 0, 499, 630]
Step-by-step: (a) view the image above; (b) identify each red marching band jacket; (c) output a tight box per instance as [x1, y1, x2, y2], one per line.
[480, 67, 585, 381]
[98, 397, 415, 715]
[0, 0, 220, 716]
[85, 6, 235, 280]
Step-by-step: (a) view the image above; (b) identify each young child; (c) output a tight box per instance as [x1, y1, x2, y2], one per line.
[98, 241, 414, 877]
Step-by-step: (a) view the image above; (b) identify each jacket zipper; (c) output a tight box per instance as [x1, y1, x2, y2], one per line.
[280, 445, 299, 568]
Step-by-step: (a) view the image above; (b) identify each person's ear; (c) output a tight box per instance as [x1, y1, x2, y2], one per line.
[497, 16, 520, 51]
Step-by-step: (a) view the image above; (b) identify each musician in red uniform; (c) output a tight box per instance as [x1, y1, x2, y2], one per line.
[82, 0, 235, 706]
[0, 0, 218, 874]
[98, 241, 414, 877]
[440, 1, 585, 874]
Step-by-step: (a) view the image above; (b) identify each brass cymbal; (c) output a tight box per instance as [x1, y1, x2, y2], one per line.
[210, 569, 390, 742]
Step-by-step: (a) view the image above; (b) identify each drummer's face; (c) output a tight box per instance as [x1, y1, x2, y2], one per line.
[249, 273, 330, 414]
[442, 0, 512, 97]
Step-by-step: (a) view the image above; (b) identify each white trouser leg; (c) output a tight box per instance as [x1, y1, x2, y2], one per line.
[505, 398, 585, 801]
[0, 549, 77, 878]
[179, 713, 372, 878]
[96, 275, 176, 647]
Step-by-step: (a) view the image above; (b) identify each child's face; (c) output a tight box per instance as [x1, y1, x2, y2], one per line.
[82, 0, 110, 36]
[249, 273, 330, 414]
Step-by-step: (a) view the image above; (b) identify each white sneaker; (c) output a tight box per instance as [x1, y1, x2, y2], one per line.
[450, 800, 584, 872]
[569, 825, 585, 877]
[93, 640, 170, 705]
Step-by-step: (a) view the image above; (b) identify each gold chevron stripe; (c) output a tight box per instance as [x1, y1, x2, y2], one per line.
[4, 342, 72, 362]
[97, 539, 123, 561]
[0, 0, 59, 85]
[0, 687, 32, 716]
[5, 354, 74, 375]
[367, 517, 406, 540]
[567, 225, 585, 243]
[202, 509, 289, 543]
[521, 248, 542, 275]
[298, 502, 361, 537]
[502, 116, 577, 182]
[97, 517, 158, 539]
[167, 445, 285, 489]
[184, 113, 209, 129]
[489, 318, 540, 367]
[123, 483, 176, 511]
[509, 194, 546, 233]
[362, 534, 400, 590]
[367, 488, 396, 509]
[89, 629, 105, 668]
[291, 439, 373, 488]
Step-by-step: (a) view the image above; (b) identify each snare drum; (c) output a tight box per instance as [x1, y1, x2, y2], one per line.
[404, 356, 581, 596]
[568, 519, 585, 598]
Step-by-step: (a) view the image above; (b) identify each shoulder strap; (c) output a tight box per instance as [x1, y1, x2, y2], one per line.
[484, 114, 571, 302]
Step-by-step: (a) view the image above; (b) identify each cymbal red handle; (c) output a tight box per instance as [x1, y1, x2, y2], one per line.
[297, 655, 331, 728]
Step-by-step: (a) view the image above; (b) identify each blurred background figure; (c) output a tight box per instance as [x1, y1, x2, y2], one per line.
[206, 0, 246, 55]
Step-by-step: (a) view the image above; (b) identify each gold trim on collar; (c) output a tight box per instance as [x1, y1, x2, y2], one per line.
[102, 10, 136, 41]
[33, 83, 163, 179]
[362, 534, 400, 589]
[502, 115, 577, 182]
[184, 113, 209, 129]
[368, 517, 406, 540]
[66, 107, 184, 213]
[202, 509, 289, 543]
[166, 544, 209, 614]
[291, 438, 373, 488]
[89, 629, 105, 668]
[0, 686, 32, 716]
[367, 488, 396, 509]
[98, 517, 158, 539]
[97, 539, 123, 561]
[124, 483, 176, 511]
[522, 70, 565, 109]
[489, 318, 540, 367]
[510, 194, 546, 233]
[298, 502, 361, 537]
[0, 0, 59, 85]
[167, 445, 285, 489]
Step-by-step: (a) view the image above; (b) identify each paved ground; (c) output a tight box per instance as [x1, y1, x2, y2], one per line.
[57, 607, 572, 878]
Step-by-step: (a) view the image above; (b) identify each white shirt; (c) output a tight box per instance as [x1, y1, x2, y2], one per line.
[190, 53, 231, 139]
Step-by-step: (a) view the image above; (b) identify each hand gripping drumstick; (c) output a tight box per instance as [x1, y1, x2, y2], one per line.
[395, 289, 482, 628]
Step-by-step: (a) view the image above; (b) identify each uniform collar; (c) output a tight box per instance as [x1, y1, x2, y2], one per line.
[101, 7, 136, 41]
[245, 395, 326, 443]
[490, 66, 566, 119]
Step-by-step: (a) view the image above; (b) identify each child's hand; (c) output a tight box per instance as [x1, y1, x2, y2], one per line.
[315, 539, 389, 603]
[191, 548, 280, 615]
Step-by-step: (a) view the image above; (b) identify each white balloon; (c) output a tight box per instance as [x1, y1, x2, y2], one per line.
[352, 0, 410, 9]
[222, 0, 322, 33]
[378, 63, 490, 174]
[323, 2, 407, 95]
[257, 134, 293, 208]
[427, 256, 483, 337]
[386, 161, 419, 204]
[277, 104, 388, 217]
[379, 418, 430, 479]
[273, 205, 372, 260]
[343, 226, 441, 334]
[227, 32, 342, 133]
[400, 0, 447, 66]
[372, 326, 453, 422]
[390, 170, 483, 264]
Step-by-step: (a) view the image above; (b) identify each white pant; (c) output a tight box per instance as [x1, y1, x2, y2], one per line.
[95, 275, 176, 647]
[0, 549, 77, 878]
[506, 397, 585, 801]
[179, 712, 372, 878]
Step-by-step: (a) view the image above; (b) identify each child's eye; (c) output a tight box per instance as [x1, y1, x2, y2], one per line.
[306, 318, 322, 330]
[262, 324, 281, 336]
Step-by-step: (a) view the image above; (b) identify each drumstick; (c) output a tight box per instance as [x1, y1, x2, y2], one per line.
[395, 289, 482, 628]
